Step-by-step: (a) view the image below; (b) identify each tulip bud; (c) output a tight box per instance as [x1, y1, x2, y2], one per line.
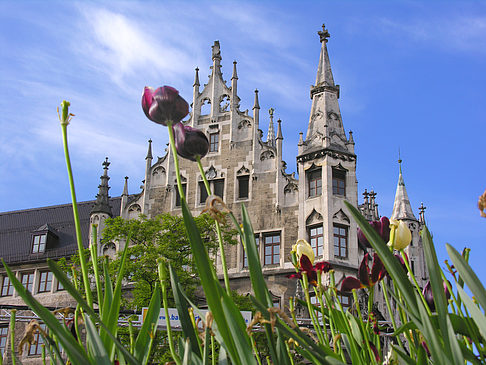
[142, 86, 189, 126]
[172, 122, 209, 161]
[291, 239, 315, 265]
[58, 100, 74, 126]
[388, 219, 412, 250]
[422, 280, 451, 312]
[357, 216, 390, 248]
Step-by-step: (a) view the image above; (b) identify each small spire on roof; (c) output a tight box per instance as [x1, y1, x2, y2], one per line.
[232, 61, 238, 80]
[193, 67, 200, 87]
[276, 119, 283, 140]
[253, 89, 260, 110]
[318, 24, 330, 43]
[267, 108, 276, 147]
[91, 157, 112, 217]
[298, 132, 304, 145]
[146, 139, 153, 160]
[419, 202, 426, 224]
[348, 130, 354, 144]
[122, 176, 129, 196]
[391, 158, 417, 221]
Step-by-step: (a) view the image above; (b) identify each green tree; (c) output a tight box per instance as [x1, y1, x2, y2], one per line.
[101, 213, 237, 309]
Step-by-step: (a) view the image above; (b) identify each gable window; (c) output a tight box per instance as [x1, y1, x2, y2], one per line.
[32, 234, 46, 253]
[333, 225, 348, 258]
[38, 271, 53, 293]
[199, 179, 224, 204]
[332, 169, 346, 196]
[308, 225, 324, 257]
[264, 232, 280, 266]
[0, 326, 7, 355]
[21, 273, 34, 292]
[237, 175, 249, 199]
[307, 168, 322, 197]
[1, 276, 13, 297]
[209, 133, 219, 152]
[175, 184, 187, 207]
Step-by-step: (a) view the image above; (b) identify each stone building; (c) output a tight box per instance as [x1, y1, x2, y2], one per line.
[0, 24, 428, 363]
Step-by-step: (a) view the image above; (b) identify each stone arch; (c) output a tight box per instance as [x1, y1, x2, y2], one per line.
[102, 242, 117, 259]
[333, 209, 350, 224]
[219, 94, 230, 112]
[201, 98, 211, 115]
[306, 209, 323, 226]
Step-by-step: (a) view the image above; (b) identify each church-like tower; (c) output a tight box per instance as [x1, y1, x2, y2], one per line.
[296, 25, 359, 281]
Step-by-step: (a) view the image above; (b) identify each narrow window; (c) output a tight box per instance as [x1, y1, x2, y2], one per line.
[333, 225, 348, 258]
[38, 271, 53, 293]
[28, 324, 46, 356]
[175, 184, 187, 207]
[32, 234, 46, 253]
[332, 169, 346, 196]
[237, 175, 249, 199]
[213, 179, 224, 199]
[411, 260, 415, 275]
[209, 133, 219, 152]
[0, 326, 8, 355]
[199, 181, 208, 204]
[1, 276, 13, 297]
[308, 225, 324, 257]
[264, 232, 280, 266]
[308, 169, 322, 197]
[21, 273, 34, 292]
[337, 292, 352, 309]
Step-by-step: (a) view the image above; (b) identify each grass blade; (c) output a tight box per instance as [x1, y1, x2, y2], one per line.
[85, 315, 111, 365]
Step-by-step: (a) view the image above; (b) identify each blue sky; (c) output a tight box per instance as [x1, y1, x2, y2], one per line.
[1, 1, 485, 281]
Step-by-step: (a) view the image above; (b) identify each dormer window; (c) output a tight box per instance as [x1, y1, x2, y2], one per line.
[32, 234, 47, 253]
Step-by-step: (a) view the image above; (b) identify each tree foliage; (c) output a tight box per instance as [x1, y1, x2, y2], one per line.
[101, 213, 237, 309]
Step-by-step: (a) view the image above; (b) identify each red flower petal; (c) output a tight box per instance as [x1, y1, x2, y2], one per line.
[341, 276, 363, 292]
[359, 253, 370, 287]
[287, 272, 302, 280]
[300, 254, 314, 273]
[370, 253, 385, 284]
[315, 261, 332, 273]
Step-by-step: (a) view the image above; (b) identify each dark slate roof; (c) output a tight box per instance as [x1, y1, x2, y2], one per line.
[0, 198, 121, 265]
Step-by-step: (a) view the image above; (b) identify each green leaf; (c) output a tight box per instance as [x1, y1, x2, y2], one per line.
[218, 346, 228, 365]
[392, 345, 417, 365]
[169, 264, 201, 357]
[100, 258, 114, 351]
[346, 312, 363, 346]
[457, 285, 486, 341]
[447, 243, 486, 311]
[3, 260, 90, 364]
[85, 315, 111, 365]
[133, 283, 161, 364]
[422, 226, 452, 357]
[182, 338, 192, 365]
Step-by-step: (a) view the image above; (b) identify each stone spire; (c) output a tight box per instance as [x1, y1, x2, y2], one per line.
[91, 157, 112, 217]
[145, 139, 153, 160]
[253, 89, 260, 110]
[231, 60, 238, 80]
[391, 160, 417, 221]
[122, 176, 129, 196]
[193, 67, 200, 87]
[276, 119, 283, 140]
[315, 24, 335, 88]
[267, 108, 276, 148]
[302, 24, 347, 154]
[419, 202, 427, 224]
[211, 41, 222, 78]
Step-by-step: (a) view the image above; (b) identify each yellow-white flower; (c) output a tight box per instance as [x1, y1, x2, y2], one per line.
[292, 239, 315, 265]
[388, 219, 412, 250]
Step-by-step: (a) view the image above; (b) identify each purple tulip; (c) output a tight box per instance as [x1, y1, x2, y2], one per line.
[358, 216, 390, 248]
[172, 122, 209, 161]
[142, 86, 189, 126]
[341, 253, 387, 292]
[422, 280, 451, 312]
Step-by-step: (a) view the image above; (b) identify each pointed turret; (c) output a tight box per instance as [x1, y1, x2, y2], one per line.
[142, 140, 153, 214]
[120, 176, 129, 218]
[301, 24, 348, 154]
[145, 139, 153, 160]
[276, 119, 283, 140]
[391, 160, 417, 221]
[267, 108, 276, 148]
[231, 61, 239, 110]
[191, 68, 201, 125]
[91, 158, 112, 216]
[419, 202, 427, 225]
[193, 67, 200, 87]
[252, 89, 260, 133]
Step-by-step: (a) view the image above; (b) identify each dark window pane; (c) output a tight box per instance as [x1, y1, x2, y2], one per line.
[238, 175, 249, 199]
[209, 133, 219, 152]
[309, 225, 324, 257]
[175, 184, 187, 207]
[213, 179, 224, 199]
[264, 233, 280, 265]
[332, 169, 346, 196]
[333, 225, 348, 258]
[199, 181, 208, 204]
[308, 169, 322, 197]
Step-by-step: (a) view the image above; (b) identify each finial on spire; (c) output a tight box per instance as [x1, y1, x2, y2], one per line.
[276, 119, 283, 140]
[193, 67, 200, 86]
[419, 202, 427, 224]
[348, 130, 354, 144]
[232, 61, 238, 80]
[212, 40, 221, 61]
[318, 24, 330, 43]
[102, 157, 110, 174]
[122, 176, 129, 196]
[146, 139, 153, 160]
[298, 132, 304, 145]
[253, 89, 260, 110]
[267, 108, 275, 147]
[91, 158, 112, 216]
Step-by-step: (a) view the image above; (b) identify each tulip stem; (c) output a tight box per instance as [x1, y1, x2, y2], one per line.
[196, 156, 231, 295]
[167, 123, 186, 203]
[400, 250, 431, 316]
[61, 122, 93, 308]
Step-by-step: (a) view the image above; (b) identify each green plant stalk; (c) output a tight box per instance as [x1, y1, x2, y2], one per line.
[400, 250, 431, 316]
[316, 274, 330, 347]
[196, 156, 231, 295]
[210, 335, 216, 365]
[167, 122, 185, 202]
[10, 309, 16, 365]
[188, 308, 203, 356]
[128, 320, 135, 353]
[159, 264, 181, 365]
[61, 123, 93, 307]
[352, 289, 376, 364]
[396, 289, 416, 357]
[75, 305, 83, 347]
[42, 344, 46, 365]
[367, 285, 374, 321]
[90, 224, 103, 317]
[380, 281, 406, 353]
[323, 272, 343, 358]
[301, 274, 325, 345]
[250, 334, 262, 365]
[285, 341, 295, 365]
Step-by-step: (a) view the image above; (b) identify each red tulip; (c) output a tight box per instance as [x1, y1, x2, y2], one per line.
[172, 122, 209, 161]
[288, 255, 332, 287]
[142, 86, 189, 126]
[341, 253, 386, 291]
[358, 217, 390, 248]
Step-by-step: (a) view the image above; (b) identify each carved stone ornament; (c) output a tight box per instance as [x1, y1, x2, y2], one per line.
[311, 109, 324, 122]
[206, 166, 217, 180]
[238, 119, 251, 129]
[237, 165, 250, 175]
[260, 150, 275, 161]
[306, 209, 323, 226]
[128, 204, 141, 213]
[174, 174, 187, 183]
[333, 209, 350, 223]
[152, 166, 166, 176]
[297, 149, 356, 163]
